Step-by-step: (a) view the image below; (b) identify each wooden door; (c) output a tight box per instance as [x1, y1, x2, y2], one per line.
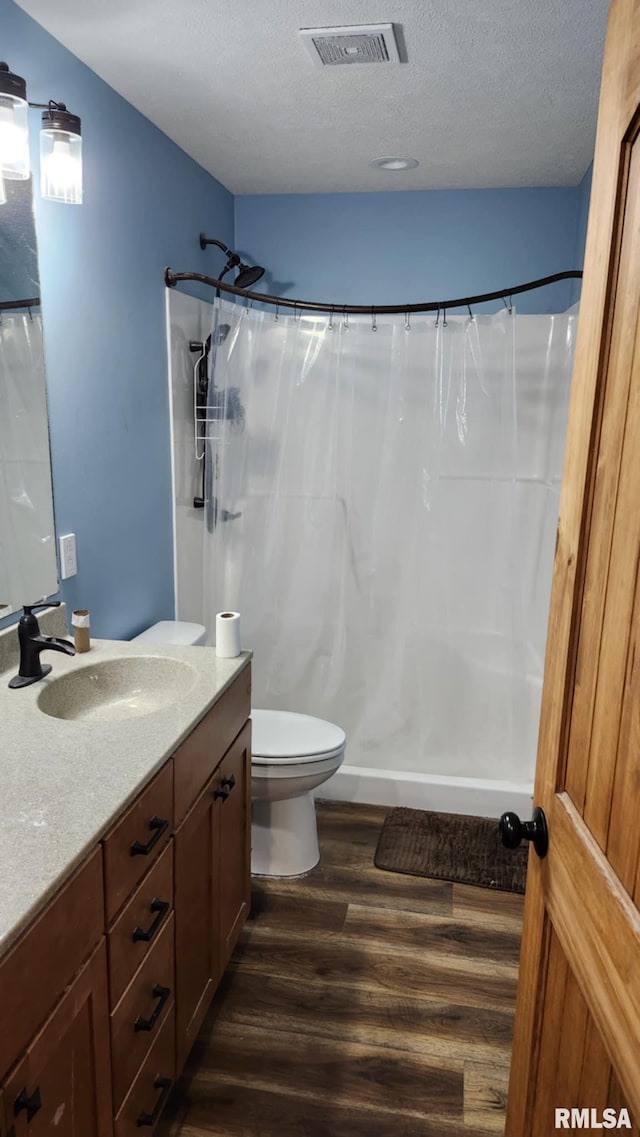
[4, 942, 112, 1137]
[174, 770, 220, 1071]
[506, 0, 640, 1131]
[217, 721, 251, 973]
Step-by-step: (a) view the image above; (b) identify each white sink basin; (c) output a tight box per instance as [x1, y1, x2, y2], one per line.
[37, 656, 198, 722]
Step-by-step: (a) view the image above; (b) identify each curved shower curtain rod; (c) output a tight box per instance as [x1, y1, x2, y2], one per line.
[164, 267, 582, 317]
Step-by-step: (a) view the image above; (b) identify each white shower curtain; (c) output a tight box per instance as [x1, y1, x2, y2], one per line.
[203, 297, 575, 785]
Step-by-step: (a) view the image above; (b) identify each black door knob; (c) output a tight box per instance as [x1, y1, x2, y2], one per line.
[499, 806, 548, 859]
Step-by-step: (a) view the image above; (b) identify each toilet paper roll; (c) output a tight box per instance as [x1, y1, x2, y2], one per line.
[215, 611, 241, 658]
[72, 609, 91, 653]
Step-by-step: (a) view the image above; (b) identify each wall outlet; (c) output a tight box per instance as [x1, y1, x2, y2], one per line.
[59, 533, 78, 580]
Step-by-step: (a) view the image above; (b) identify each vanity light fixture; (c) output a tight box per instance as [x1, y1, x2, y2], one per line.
[0, 63, 30, 180]
[39, 103, 82, 204]
[0, 63, 82, 204]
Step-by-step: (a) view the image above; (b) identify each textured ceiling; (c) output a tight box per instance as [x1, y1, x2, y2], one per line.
[15, 0, 609, 194]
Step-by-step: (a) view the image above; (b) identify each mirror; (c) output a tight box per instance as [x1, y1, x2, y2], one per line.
[0, 173, 58, 618]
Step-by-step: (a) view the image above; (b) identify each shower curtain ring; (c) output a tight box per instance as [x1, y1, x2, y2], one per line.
[405, 310, 411, 331]
[343, 307, 349, 331]
[502, 296, 509, 311]
[293, 303, 300, 322]
[467, 304, 474, 321]
[328, 307, 334, 330]
[371, 308, 377, 332]
[274, 303, 279, 321]
[443, 308, 448, 328]
[509, 294, 513, 314]
[435, 307, 440, 328]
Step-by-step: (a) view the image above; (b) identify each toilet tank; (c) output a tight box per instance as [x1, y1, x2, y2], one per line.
[131, 620, 206, 646]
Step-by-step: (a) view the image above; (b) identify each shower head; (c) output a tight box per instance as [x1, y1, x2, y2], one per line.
[199, 233, 265, 291]
[235, 262, 265, 289]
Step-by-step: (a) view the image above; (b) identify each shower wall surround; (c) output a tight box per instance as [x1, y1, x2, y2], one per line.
[2, 0, 234, 638]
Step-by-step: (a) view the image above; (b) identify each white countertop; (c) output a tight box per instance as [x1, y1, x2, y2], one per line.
[0, 624, 251, 960]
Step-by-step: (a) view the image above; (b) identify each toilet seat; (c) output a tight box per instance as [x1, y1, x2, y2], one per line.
[251, 709, 346, 766]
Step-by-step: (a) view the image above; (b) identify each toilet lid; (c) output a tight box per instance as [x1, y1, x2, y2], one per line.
[251, 709, 345, 761]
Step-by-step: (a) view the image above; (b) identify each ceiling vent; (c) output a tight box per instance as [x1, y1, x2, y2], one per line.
[300, 24, 400, 67]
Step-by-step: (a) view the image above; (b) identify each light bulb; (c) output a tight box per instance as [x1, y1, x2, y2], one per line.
[43, 138, 74, 189]
[0, 101, 30, 180]
[40, 129, 82, 204]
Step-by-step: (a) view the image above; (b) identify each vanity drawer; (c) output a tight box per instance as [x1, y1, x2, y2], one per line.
[114, 1005, 175, 1137]
[107, 839, 173, 1007]
[111, 913, 174, 1111]
[173, 662, 251, 824]
[0, 846, 104, 1080]
[103, 761, 174, 924]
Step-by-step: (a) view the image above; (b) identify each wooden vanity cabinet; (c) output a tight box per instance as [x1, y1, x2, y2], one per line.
[3, 942, 112, 1137]
[0, 848, 111, 1137]
[217, 721, 251, 971]
[0, 1089, 15, 1137]
[103, 761, 173, 925]
[174, 770, 220, 1070]
[173, 666, 251, 826]
[0, 849, 104, 1080]
[107, 841, 174, 1009]
[0, 662, 251, 1137]
[113, 1011, 174, 1137]
[174, 719, 251, 1070]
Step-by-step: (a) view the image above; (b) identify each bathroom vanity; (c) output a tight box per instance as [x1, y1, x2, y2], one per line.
[0, 627, 251, 1136]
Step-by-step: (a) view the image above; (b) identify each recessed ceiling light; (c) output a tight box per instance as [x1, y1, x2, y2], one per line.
[369, 156, 419, 171]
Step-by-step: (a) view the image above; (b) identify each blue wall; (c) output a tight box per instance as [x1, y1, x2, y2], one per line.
[235, 183, 590, 315]
[2, 0, 234, 638]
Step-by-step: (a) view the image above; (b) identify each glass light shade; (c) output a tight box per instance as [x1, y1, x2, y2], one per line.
[0, 97, 30, 180]
[40, 128, 82, 204]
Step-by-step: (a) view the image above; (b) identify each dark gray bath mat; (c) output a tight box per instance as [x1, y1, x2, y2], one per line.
[374, 807, 528, 893]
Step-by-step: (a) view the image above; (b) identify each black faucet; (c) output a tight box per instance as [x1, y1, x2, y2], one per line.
[8, 602, 76, 689]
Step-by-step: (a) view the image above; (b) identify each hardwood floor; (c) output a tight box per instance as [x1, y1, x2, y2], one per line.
[158, 800, 524, 1137]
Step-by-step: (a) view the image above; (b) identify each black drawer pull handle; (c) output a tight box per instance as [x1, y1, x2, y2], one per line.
[134, 984, 171, 1032]
[130, 816, 169, 857]
[221, 774, 236, 791]
[136, 1075, 172, 1127]
[14, 1086, 42, 1122]
[214, 787, 229, 801]
[132, 898, 170, 943]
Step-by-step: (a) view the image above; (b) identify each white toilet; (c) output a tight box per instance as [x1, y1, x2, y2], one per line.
[251, 709, 345, 877]
[131, 621, 345, 878]
[132, 619, 207, 646]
